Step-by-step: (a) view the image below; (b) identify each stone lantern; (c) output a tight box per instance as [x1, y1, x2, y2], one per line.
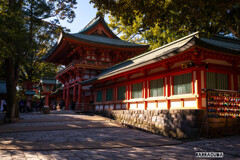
[39, 77, 56, 113]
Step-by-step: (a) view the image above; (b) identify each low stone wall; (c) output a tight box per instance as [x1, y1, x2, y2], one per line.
[94, 109, 207, 139]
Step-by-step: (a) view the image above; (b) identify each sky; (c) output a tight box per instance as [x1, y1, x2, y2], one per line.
[59, 0, 109, 33]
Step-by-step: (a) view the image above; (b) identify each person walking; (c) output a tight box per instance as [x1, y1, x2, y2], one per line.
[60, 99, 65, 110]
[1, 99, 7, 112]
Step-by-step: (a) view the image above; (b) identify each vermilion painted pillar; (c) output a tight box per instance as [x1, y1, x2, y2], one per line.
[63, 87, 66, 102]
[73, 83, 76, 102]
[77, 84, 82, 110]
[196, 69, 202, 109]
[78, 84, 82, 103]
[66, 87, 70, 110]
[144, 80, 148, 110]
[127, 83, 131, 110]
[45, 94, 49, 106]
[167, 76, 171, 109]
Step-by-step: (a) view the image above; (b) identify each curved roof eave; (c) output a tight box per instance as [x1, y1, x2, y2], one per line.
[63, 32, 149, 50]
[197, 38, 240, 55]
[44, 32, 64, 61]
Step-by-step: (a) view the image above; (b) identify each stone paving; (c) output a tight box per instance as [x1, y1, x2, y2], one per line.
[0, 111, 239, 159]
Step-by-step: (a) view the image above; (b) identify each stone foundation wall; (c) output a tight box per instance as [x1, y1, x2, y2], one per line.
[94, 109, 206, 139]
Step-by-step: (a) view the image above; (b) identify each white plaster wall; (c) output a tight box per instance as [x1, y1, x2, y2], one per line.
[138, 103, 145, 110]
[105, 104, 109, 110]
[158, 102, 167, 109]
[193, 71, 197, 94]
[122, 104, 127, 109]
[130, 103, 137, 110]
[147, 102, 156, 110]
[184, 100, 196, 108]
[83, 75, 89, 79]
[165, 77, 168, 97]
[95, 105, 99, 110]
[110, 104, 114, 110]
[171, 101, 181, 108]
[116, 104, 121, 109]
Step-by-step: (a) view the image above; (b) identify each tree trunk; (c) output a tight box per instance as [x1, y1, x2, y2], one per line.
[5, 58, 20, 122]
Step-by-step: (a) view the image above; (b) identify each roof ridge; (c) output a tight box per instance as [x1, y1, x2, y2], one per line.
[131, 31, 199, 60]
[102, 31, 198, 72]
[82, 16, 99, 31]
[212, 35, 240, 44]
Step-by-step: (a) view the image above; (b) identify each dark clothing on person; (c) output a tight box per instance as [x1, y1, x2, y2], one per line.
[60, 99, 65, 110]
[71, 101, 76, 110]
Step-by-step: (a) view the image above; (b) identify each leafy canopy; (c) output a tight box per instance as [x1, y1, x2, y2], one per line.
[91, 0, 240, 40]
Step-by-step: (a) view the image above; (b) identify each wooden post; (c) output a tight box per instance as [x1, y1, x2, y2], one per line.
[144, 80, 148, 110]
[73, 83, 76, 102]
[196, 69, 202, 109]
[167, 76, 171, 109]
[127, 83, 131, 110]
[78, 84, 82, 103]
[66, 87, 70, 110]
[45, 94, 49, 106]
[63, 87, 66, 103]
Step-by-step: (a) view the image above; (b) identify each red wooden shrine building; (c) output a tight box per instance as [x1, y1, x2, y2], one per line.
[46, 14, 240, 111]
[81, 32, 240, 111]
[45, 15, 149, 110]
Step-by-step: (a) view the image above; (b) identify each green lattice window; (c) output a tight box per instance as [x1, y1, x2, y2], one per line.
[132, 82, 142, 98]
[174, 73, 192, 95]
[96, 91, 103, 102]
[206, 72, 228, 90]
[117, 86, 126, 100]
[150, 79, 164, 97]
[106, 88, 113, 101]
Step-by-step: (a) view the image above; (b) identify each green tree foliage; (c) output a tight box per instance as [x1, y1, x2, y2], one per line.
[108, 15, 188, 49]
[0, 0, 77, 122]
[91, 0, 240, 39]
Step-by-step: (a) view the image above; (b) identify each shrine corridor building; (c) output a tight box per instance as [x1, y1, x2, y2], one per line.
[46, 15, 240, 111]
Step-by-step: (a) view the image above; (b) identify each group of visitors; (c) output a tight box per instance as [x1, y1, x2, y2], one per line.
[1, 98, 75, 113]
[59, 99, 75, 110]
[18, 98, 44, 113]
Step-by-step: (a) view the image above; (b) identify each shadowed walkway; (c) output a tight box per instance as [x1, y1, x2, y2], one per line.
[0, 111, 239, 159]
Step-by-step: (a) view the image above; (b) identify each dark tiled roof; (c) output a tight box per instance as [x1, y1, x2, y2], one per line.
[80, 32, 240, 85]
[0, 81, 6, 94]
[51, 87, 63, 95]
[40, 77, 56, 85]
[64, 33, 149, 49]
[44, 15, 149, 62]
[25, 90, 36, 95]
[78, 15, 119, 39]
[200, 36, 240, 53]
